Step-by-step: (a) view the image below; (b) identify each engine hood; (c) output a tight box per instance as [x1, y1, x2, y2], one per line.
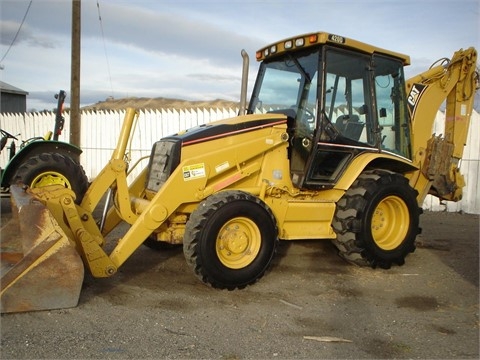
[164, 113, 287, 146]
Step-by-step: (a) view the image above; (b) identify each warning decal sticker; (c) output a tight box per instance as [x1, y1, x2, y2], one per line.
[183, 163, 206, 181]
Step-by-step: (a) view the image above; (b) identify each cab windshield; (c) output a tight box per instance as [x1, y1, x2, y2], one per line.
[248, 49, 319, 140]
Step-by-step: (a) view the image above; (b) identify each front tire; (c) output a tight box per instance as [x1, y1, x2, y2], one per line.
[332, 170, 421, 269]
[13, 153, 89, 204]
[183, 191, 278, 290]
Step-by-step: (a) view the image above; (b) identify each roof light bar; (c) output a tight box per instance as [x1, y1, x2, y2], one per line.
[295, 38, 304, 47]
[255, 32, 411, 64]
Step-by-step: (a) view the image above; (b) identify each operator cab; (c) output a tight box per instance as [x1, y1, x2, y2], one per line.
[247, 33, 412, 189]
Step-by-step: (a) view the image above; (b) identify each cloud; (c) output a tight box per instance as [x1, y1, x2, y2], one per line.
[0, 21, 23, 46]
[1, 0, 478, 112]
[0, 20, 56, 49]
[188, 73, 241, 82]
[80, 2, 263, 67]
[25, 89, 66, 112]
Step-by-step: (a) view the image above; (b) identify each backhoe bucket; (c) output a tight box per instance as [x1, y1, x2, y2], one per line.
[1, 185, 84, 313]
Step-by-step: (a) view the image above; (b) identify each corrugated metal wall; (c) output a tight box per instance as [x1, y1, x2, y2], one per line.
[0, 93, 27, 114]
[1, 109, 479, 214]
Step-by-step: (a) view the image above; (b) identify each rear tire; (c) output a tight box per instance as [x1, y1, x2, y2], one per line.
[183, 191, 278, 289]
[332, 169, 421, 269]
[13, 153, 89, 204]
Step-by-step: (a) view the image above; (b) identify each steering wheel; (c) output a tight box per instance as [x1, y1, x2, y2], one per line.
[1, 129, 18, 140]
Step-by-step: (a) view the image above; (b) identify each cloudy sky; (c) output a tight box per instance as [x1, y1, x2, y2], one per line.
[0, 0, 478, 111]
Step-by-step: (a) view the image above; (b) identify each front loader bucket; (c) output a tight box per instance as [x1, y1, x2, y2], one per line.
[1, 185, 84, 313]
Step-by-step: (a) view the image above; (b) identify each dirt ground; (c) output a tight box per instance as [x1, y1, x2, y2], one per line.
[0, 197, 479, 359]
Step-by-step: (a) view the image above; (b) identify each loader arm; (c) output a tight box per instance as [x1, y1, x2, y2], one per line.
[28, 110, 289, 277]
[405, 47, 478, 202]
[26, 108, 142, 278]
[109, 116, 289, 269]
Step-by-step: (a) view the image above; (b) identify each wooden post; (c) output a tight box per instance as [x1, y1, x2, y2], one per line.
[70, 0, 81, 147]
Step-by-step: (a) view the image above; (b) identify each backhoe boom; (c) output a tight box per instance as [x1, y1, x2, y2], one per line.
[406, 47, 478, 202]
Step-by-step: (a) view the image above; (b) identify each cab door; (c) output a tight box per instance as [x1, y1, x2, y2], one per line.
[298, 48, 375, 189]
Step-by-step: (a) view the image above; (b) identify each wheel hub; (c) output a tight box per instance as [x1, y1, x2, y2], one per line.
[371, 195, 409, 250]
[217, 217, 261, 269]
[223, 229, 249, 254]
[31, 172, 71, 189]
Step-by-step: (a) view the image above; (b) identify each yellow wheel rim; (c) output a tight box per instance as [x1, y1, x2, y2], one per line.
[216, 217, 261, 269]
[30, 171, 72, 189]
[371, 195, 410, 250]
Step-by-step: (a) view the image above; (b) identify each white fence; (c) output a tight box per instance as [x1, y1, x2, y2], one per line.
[1, 109, 479, 214]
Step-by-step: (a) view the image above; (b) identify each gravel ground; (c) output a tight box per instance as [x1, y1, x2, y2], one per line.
[1, 196, 479, 359]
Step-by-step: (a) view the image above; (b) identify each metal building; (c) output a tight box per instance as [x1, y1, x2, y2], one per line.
[0, 81, 28, 113]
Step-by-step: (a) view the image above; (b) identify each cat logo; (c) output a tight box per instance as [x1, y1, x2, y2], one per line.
[407, 83, 427, 115]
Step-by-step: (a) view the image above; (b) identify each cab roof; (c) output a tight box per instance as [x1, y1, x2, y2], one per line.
[256, 31, 411, 66]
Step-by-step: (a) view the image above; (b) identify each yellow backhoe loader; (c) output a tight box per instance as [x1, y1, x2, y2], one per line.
[1, 32, 477, 313]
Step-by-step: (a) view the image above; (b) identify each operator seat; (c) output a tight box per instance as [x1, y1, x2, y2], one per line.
[335, 114, 364, 140]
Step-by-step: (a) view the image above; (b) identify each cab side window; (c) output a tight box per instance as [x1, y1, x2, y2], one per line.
[324, 50, 372, 145]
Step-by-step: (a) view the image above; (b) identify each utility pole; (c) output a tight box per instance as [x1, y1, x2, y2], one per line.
[70, 0, 81, 147]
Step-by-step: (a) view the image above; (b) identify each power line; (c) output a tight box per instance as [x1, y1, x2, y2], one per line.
[96, 0, 114, 97]
[0, 0, 33, 64]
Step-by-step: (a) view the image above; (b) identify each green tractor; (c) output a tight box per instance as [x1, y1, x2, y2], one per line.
[0, 90, 88, 202]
